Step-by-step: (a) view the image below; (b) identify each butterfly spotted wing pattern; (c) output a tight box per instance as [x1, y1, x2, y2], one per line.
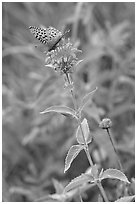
[29, 26, 64, 51]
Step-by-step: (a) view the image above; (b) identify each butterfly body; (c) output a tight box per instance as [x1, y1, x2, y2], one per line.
[29, 26, 64, 51]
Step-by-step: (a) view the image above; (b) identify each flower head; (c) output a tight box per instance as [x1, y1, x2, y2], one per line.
[99, 118, 112, 129]
[45, 39, 82, 75]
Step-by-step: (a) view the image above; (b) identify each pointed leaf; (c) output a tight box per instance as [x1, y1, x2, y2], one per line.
[100, 168, 130, 183]
[64, 145, 84, 173]
[76, 118, 92, 144]
[115, 195, 135, 202]
[79, 87, 98, 112]
[40, 105, 77, 119]
[64, 173, 93, 192]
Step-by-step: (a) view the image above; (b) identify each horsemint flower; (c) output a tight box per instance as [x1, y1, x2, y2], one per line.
[45, 39, 82, 75]
[99, 118, 112, 129]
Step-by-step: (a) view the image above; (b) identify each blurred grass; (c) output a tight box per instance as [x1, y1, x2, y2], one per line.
[2, 2, 135, 202]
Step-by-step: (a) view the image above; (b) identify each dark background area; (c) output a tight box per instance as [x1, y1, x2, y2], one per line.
[2, 2, 135, 202]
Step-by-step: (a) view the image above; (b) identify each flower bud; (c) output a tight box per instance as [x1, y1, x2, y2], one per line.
[99, 118, 112, 129]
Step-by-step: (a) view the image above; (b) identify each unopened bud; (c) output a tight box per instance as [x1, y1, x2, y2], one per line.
[99, 118, 112, 129]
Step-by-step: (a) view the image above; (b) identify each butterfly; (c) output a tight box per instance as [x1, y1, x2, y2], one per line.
[29, 26, 69, 52]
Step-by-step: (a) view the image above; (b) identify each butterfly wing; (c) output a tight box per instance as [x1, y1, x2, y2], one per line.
[29, 26, 63, 51]
[46, 27, 64, 51]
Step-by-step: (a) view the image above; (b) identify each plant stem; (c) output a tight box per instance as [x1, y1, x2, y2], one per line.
[66, 73, 93, 166]
[106, 128, 124, 172]
[66, 73, 77, 110]
[66, 73, 109, 202]
[96, 182, 109, 202]
[84, 145, 94, 167]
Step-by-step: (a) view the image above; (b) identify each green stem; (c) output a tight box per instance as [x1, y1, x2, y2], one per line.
[96, 182, 109, 202]
[66, 73, 93, 166]
[66, 73, 77, 110]
[84, 144, 94, 167]
[65, 73, 109, 202]
[106, 129, 124, 172]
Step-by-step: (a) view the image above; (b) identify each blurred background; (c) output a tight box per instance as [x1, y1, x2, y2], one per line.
[2, 2, 135, 202]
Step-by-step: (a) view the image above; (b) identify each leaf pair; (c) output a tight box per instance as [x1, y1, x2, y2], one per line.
[40, 103, 94, 174]
[40, 87, 97, 118]
[64, 118, 92, 172]
[64, 167, 130, 192]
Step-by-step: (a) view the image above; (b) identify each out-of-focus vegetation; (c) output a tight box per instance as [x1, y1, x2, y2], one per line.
[2, 2, 135, 202]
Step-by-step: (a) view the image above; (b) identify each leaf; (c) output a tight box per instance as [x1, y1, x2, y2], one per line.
[40, 105, 77, 119]
[76, 118, 92, 144]
[64, 174, 93, 192]
[100, 168, 130, 183]
[64, 145, 84, 173]
[78, 87, 98, 112]
[115, 195, 135, 202]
